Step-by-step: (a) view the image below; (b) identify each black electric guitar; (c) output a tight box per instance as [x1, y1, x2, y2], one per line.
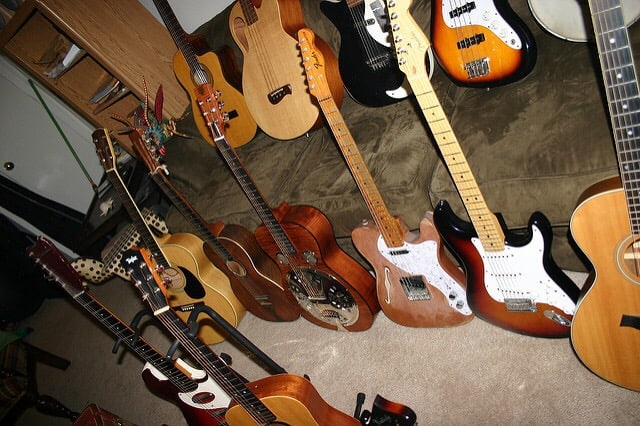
[151, 0, 257, 147]
[320, 0, 410, 107]
[431, 0, 536, 87]
[192, 82, 379, 331]
[27, 236, 230, 426]
[121, 246, 361, 425]
[387, 0, 580, 337]
[92, 129, 245, 344]
[129, 129, 300, 323]
[569, 0, 640, 391]
[358, 394, 417, 425]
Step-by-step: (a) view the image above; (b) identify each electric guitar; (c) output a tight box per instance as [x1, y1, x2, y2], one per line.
[569, 0, 640, 391]
[193, 81, 379, 331]
[387, 0, 580, 337]
[151, 0, 257, 147]
[320, 0, 411, 107]
[92, 128, 245, 344]
[431, 0, 536, 87]
[359, 394, 417, 425]
[129, 129, 300, 323]
[298, 28, 472, 327]
[27, 236, 231, 426]
[229, 0, 344, 140]
[122, 246, 361, 425]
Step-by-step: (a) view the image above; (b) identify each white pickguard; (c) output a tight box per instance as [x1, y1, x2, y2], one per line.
[471, 224, 575, 315]
[441, 0, 523, 49]
[377, 236, 473, 315]
[145, 360, 231, 410]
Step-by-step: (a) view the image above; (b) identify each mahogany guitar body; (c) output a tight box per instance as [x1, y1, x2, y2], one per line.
[254, 202, 379, 331]
[570, 177, 640, 391]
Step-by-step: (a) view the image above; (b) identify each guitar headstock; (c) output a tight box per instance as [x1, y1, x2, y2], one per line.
[297, 28, 331, 101]
[194, 83, 227, 139]
[92, 128, 117, 172]
[128, 128, 164, 174]
[120, 247, 169, 312]
[386, 0, 431, 78]
[27, 236, 85, 298]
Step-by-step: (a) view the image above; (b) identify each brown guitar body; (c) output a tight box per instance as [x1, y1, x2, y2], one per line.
[225, 373, 360, 425]
[254, 202, 379, 331]
[352, 213, 473, 327]
[570, 176, 640, 391]
[173, 49, 257, 147]
[156, 232, 246, 344]
[229, 0, 343, 140]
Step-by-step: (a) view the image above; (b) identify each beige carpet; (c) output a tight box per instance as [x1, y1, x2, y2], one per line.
[12, 270, 639, 425]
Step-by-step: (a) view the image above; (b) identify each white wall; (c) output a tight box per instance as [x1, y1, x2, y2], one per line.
[138, 0, 234, 33]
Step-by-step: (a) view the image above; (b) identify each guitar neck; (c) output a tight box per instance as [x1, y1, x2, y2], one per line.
[387, 1, 505, 250]
[238, 0, 259, 25]
[589, 0, 640, 235]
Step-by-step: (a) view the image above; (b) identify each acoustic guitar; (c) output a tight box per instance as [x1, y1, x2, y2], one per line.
[92, 129, 245, 344]
[431, 0, 536, 87]
[569, 0, 640, 391]
[298, 28, 472, 328]
[28, 236, 231, 426]
[320, 0, 410, 107]
[387, 0, 580, 337]
[151, 0, 257, 147]
[229, 0, 344, 140]
[122, 246, 361, 425]
[129, 129, 300, 323]
[193, 81, 379, 331]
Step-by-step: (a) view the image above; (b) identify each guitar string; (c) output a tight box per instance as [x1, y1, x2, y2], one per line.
[241, 0, 279, 93]
[348, 1, 385, 71]
[446, 0, 485, 79]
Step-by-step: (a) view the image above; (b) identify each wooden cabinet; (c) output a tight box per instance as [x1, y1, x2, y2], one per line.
[0, 0, 188, 154]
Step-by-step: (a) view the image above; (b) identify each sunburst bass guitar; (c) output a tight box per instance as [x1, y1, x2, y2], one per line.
[569, 0, 640, 391]
[388, 0, 579, 337]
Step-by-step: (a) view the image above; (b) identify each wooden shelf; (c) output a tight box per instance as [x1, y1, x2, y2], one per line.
[0, 0, 189, 154]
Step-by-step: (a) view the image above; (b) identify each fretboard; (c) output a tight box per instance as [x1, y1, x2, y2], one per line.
[239, 0, 259, 26]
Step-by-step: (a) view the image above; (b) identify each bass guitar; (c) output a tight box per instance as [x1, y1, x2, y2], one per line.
[122, 246, 361, 425]
[28, 236, 231, 426]
[431, 0, 536, 87]
[92, 129, 245, 344]
[193, 81, 379, 331]
[569, 0, 640, 391]
[151, 0, 257, 147]
[298, 28, 472, 327]
[129, 129, 300, 322]
[229, 0, 344, 140]
[320, 0, 410, 107]
[387, 0, 579, 337]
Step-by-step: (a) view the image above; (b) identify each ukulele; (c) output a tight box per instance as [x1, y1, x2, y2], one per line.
[320, 0, 410, 107]
[193, 81, 379, 331]
[128, 129, 300, 323]
[151, 0, 257, 147]
[122, 246, 361, 425]
[92, 129, 245, 344]
[387, 0, 580, 337]
[431, 0, 536, 87]
[28, 236, 231, 426]
[298, 28, 472, 327]
[569, 0, 640, 391]
[229, 0, 344, 140]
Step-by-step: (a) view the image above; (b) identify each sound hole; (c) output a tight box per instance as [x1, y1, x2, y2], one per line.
[617, 235, 640, 285]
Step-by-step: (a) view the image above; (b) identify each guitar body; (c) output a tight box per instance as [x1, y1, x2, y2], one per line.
[173, 49, 257, 147]
[570, 177, 640, 391]
[351, 212, 473, 327]
[225, 373, 360, 425]
[156, 232, 246, 344]
[254, 202, 379, 331]
[207, 221, 301, 322]
[431, 0, 536, 87]
[320, 0, 410, 107]
[229, 0, 343, 140]
[433, 200, 579, 337]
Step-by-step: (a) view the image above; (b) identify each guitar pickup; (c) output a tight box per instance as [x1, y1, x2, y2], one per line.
[457, 33, 486, 49]
[449, 1, 477, 18]
[504, 298, 537, 312]
[400, 276, 431, 301]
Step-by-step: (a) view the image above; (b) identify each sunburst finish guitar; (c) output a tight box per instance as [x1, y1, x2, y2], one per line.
[569, 0, 640, 391]
[93, 129, 245, 344]
[388, 0, 579, 337]
[229, 0, 344, 140]
[298, 27, 472, 327]
[152, 0, 257, 147]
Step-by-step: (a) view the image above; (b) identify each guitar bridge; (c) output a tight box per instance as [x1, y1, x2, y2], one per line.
[504, 298, 537, 312]
[268, 85, 292, 105]
[464, 58, 490, 79]
[400, 275, 431, 301]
